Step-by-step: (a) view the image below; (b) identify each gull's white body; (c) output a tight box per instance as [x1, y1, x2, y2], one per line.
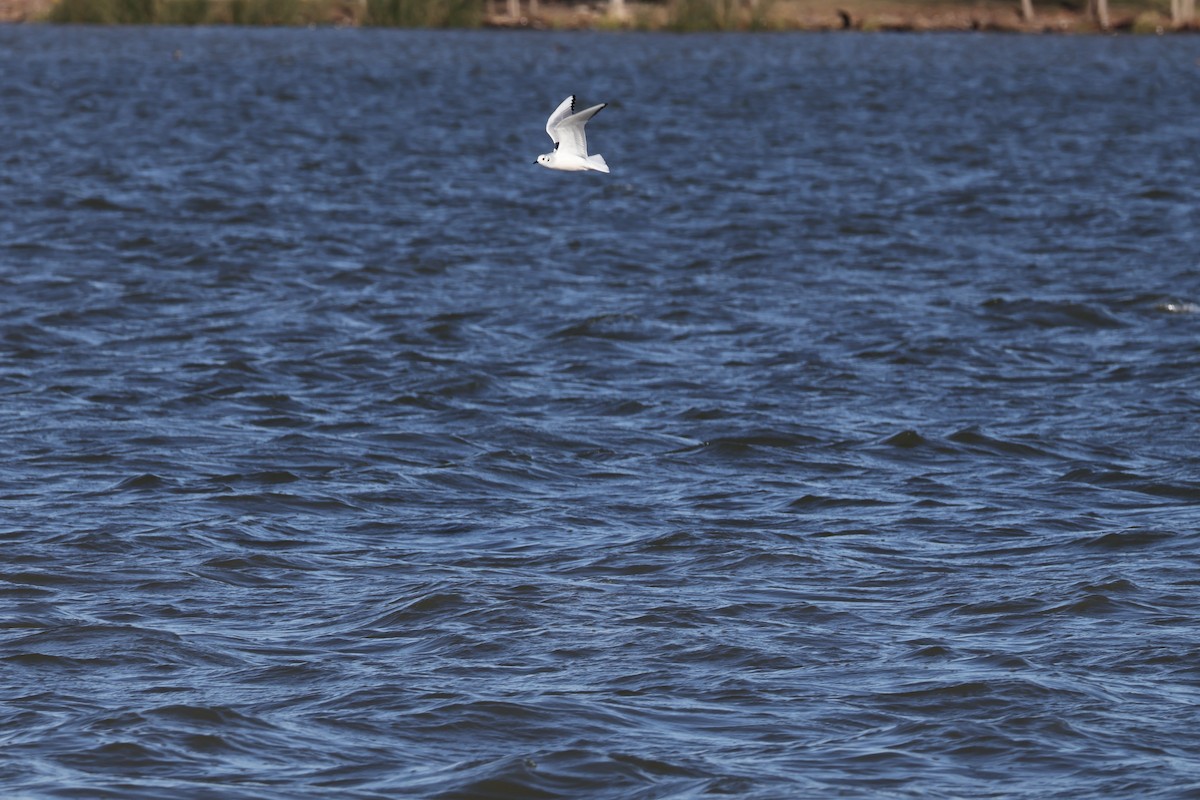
[536, 95, 610, 173]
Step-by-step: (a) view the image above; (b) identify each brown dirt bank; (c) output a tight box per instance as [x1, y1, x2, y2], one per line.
[513, 0, 1190, 33]
[2, 0, 1196, 32]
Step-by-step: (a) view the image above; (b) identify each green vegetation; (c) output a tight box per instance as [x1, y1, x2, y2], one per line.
[665, 0, 734, 30]
[365, 0, 482, 26]
[48, 0, 338, 24]
[227, 0, 305, 24]
[165, 0, 213, 22]
[45, 0, 482, 25]
[663, 0, 781, 30]
[1130, 9, 1166, 30]
[49, 0, 156, 22]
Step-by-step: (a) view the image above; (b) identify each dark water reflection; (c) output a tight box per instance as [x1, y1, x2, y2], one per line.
[2, 27, 1199, 798]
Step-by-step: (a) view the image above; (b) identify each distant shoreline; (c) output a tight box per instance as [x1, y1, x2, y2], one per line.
[2, 0, 1198, 34]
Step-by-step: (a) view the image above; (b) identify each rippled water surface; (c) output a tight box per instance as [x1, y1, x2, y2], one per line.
[2, 26, 1200, 798]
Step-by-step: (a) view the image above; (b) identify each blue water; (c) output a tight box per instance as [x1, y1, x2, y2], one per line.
[2, 26, 1200, 798]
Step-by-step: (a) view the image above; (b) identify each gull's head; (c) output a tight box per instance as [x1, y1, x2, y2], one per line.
[536, 153, 553, 168]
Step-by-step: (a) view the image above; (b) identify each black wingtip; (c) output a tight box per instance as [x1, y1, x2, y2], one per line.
[569, 94, 576, 114]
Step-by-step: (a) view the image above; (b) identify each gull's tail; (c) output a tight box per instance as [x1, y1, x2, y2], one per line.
[588, 154, 610, 174]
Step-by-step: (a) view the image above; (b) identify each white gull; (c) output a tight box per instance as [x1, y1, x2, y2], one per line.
[535, 95, 610, 174]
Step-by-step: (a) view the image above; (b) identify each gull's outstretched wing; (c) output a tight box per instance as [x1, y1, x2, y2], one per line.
[553, 102, 606, 158]
[545, 95, 576, 143]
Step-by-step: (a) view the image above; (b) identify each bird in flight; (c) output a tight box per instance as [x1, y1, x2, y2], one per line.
[536, 95, 610, 173]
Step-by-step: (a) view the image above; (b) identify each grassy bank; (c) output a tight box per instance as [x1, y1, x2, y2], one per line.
[9, 0, 1197, 32]
[41, 0, 470, 25]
